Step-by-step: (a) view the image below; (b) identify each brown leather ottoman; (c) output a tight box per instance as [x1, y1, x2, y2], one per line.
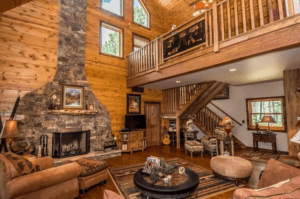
[74, 158, 108, 193]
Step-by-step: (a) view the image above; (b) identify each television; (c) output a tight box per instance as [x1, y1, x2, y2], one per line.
[125, 115, 146, 130]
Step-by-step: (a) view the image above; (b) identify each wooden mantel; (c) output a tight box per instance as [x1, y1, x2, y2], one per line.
[47, 110, 98, 115]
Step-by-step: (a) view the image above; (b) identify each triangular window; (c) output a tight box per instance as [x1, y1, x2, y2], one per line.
[133, 0, 150, 28]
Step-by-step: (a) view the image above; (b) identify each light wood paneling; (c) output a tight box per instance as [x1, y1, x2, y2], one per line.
[283, 68, 300, 157]
[0, 0, 166, 140]
[85, 0, 166, 138]
[0, 0, 59, 119]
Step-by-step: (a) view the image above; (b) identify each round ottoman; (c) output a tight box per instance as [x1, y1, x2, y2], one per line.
[210, 156, 253, 185]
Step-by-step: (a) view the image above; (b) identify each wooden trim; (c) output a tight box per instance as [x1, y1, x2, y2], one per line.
[245, 96, 287, 132]
[278, 0, 284, 20]
[132, 32, 151, 52]
[213, 2, 219, 52]
[210, 102, 243, 126]
[249, 0, 255, 30]
[241, 0, 247, 32]
[268, 0, 274, 23]
[258, 0, 264, 26]
[220, 4, 225, 41]
[234, 0, 239, 35]
[132, 0, 151, 30]
[287, 0, 295, 16]
[99, 21, 124, 59]
[99, 0, 124, 19]
[227, 0, 232, 38]
[205, 12, 209, 46]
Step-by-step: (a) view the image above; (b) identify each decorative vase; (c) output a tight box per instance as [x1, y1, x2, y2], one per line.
[255, 123, 259, 132]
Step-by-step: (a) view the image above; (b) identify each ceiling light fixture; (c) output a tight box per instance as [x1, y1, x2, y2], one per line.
[229, 69, 237, 72]
[176, 81, 181, 83]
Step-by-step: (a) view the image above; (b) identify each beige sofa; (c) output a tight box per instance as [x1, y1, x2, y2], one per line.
[232, 158, 300, 199]
[0, 154, 81, 199]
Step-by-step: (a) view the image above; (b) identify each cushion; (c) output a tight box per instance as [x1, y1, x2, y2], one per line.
[75, 158, 108, 177]
[257, 158, 300, 189]
[232, 175, 300, 199]
[210, 156, 253, 178]
[185, 140, 203, 152]
[4, 153, 41, 176]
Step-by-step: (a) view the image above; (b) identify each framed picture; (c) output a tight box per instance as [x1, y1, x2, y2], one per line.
[62, 85, 84, 109]
[127, 94, 141, 114]
[213, 86, 229, 100]
[122, 144, 127, 151]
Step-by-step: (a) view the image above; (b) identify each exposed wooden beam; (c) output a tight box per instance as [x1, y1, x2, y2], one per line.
[181, 82, 228, 118]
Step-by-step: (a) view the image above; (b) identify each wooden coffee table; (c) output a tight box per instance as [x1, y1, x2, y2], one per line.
[134, 167, 199, 199]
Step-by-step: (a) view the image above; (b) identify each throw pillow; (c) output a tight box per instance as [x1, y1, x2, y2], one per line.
[4, 153, 41, 176]
[257, 158, 300, 189]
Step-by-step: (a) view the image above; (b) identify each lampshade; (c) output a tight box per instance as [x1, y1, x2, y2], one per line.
[290, 130, 300, 144]
[1, 120, 19, 139]
[261, 116, 276, 123]
[219, 116, 234, 127]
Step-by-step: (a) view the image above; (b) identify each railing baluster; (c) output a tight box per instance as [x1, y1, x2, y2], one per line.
[213, 2, 219, 52]
[249, 0, 255, 29]
[205, 12, 209, 47]
[221, 3, 225, 41]
[258, 0, 264, 26]
[227, 0, 232, 38]
[278, 0, 284, 20]
[234, 0, 239, 35]
[287, 0, 295, 16]
[268, 0, 274, 23]
[241, 0, 247, 33]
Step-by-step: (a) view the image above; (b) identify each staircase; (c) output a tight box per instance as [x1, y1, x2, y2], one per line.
[162, 81, 246, 149]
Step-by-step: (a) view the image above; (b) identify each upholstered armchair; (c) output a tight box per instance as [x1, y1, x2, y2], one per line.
[0, 153, 81, 199]
[201, 135, 218, 157]
[214, 127, 227, 138]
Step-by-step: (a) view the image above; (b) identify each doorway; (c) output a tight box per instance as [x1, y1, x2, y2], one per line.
[144, 102, 161, 146]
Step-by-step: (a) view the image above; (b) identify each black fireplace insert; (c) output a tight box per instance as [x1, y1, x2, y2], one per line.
[52, 130, 90, 158]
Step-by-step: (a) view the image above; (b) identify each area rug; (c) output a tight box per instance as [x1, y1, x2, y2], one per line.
[238, 151, 280, 163]
[109, 158, 244, 199]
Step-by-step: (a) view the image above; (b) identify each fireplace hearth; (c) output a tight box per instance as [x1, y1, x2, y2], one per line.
[52, 131, 90, 159]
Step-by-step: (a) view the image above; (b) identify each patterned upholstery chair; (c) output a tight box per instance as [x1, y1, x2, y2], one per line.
[214, 127, 227, 138]
[201, 135, 218, 157]
[185, 140, 204, 157]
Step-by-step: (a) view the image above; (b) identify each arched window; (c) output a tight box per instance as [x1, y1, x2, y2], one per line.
[133, 0, 150, 29]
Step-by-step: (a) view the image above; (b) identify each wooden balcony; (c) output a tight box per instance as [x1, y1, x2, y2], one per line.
[127, 0, 300, 88]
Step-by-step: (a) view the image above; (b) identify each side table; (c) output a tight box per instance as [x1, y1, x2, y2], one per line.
[253, 132, 277, 154]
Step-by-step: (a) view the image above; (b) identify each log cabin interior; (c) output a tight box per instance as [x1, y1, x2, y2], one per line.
[1, 0, 300, 198]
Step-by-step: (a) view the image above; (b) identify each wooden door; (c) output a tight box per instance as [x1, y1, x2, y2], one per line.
[145, 102, 161, 146]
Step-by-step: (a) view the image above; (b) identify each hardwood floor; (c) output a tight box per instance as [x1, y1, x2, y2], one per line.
[78, 145, 267, 199]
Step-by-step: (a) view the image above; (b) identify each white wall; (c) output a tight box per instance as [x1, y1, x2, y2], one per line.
[207, 80, 289, 152]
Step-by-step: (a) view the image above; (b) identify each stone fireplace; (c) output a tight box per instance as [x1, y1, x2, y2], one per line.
[14, 0, 112, 156]
[52, 131, 90, 159]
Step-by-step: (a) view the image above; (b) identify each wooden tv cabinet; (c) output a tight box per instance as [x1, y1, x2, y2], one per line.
[119, 130, 146, 154]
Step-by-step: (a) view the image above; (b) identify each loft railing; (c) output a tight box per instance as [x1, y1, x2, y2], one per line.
[127, 0, 297, 77]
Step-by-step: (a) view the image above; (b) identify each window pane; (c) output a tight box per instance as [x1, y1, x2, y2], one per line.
[134, 0, 148, 27]
[252, 114, 283, 127]
[101, 26, 120, 56]
[101, 0, 122, 16]
[251, 100, 282, 113]
[134, 47, 140, 51]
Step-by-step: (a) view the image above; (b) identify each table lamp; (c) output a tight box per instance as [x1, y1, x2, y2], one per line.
[290, 120, 300, 159]
[219, 116, 234, 136]
[260, 116, 276, 134]
[1, 120, 20, 152]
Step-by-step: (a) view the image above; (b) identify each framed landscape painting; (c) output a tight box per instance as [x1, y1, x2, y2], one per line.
[127, 94, 141, 114]
[62, 85, 84, 109]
